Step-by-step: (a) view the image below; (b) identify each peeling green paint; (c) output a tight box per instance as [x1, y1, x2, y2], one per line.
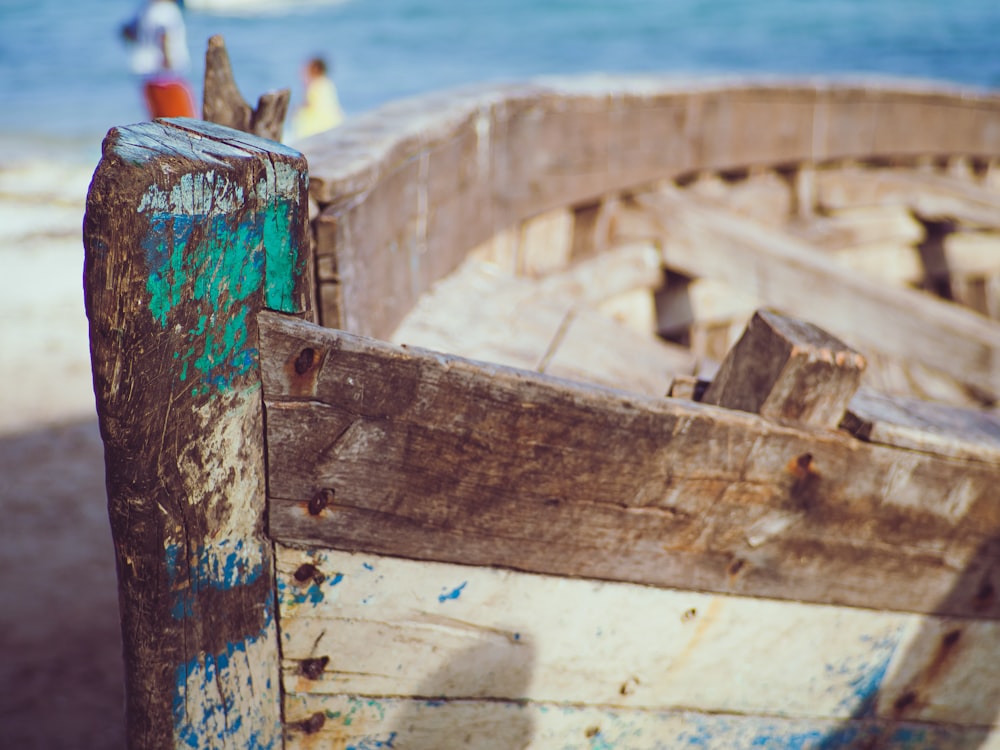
[139, 178, 301, 395]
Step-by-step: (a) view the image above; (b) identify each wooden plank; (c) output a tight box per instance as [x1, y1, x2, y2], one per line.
[596, 286, 658, 334]
[517, 207, 574, 276]
[785, 204, 925, 251]
[277, 548, 1000, 746]
[815, 167, 1000, 229]
[284, 695, 1000, 750]
[539, 305, 695, 397]
[655, 276, 759, 333]
[702, 309, 866, 429]
[624, 186, 1000, 400]
[260, 312, 1000, 618]
[935, 231, 1000, 278]
[844, 389, 1000, 464]
[302, 80, 1000, 336]
[83, 119, 310, 749]
[390, 245, 671, 395]
[827, 242, 926, 287]
[684, 168, 794, 227]
[389, 258, 567, 372]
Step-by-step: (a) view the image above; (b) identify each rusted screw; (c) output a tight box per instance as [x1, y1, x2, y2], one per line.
[941, 628, 962, 648]
[290, 712, 326, 735]
[298, 655, 330, 681]
[894, 690, 917, 712]
[308, 488, 335, 516]
[293, 563, 325, 586]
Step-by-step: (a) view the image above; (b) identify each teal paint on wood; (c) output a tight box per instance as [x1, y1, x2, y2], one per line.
[139, 168, 305, 396]
[264, 159, 310, 314]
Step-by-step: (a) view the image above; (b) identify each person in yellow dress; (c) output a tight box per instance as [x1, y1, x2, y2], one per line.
[291, 56, 345, 140]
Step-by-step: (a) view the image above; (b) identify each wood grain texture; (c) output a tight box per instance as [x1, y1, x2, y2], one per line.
[302, 79, 1000, 337]
[623, 186, 1000, 401]
[277, 548, 1000, 749]
[84, 119, 309, 749]
[389, 246, 690, 397]
[844, 389, 1000, 464]
[260, 312, 1000, 619]
[283, 695, 1000, 750]
[816, 167, 1000, 228]
[702, 309, 866, 428]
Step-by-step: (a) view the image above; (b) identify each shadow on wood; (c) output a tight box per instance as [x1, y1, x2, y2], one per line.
[814, 532, 1000, 749]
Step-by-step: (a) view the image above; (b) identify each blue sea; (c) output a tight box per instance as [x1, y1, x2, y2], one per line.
[2, 0, 1000, 157]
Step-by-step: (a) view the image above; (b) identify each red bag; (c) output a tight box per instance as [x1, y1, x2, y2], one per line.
[143, 76, 197, 119]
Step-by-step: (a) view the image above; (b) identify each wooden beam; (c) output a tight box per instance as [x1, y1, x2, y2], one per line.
[815, 166, 1000, 229]
[624, 187, 1000, 400]
[390, 246, 684, 396]
[844, 389, 1000, 464]
[702, 309, 866, 429]
[260, 312, 1000, 618]
[83, 119, 310, 749]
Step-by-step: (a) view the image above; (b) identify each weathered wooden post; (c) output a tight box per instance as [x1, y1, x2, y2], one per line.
[203, 35, 290, 142]
[84, 118, 310, 748]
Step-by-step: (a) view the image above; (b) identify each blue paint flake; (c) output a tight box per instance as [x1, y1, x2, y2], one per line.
[438, 581, 467, 603]
[363, 562, 375, 571]
[347, 732, 397, 750]
[172, 627, 280, 749]
[831, 628, 903, 719]
[165, 540, 268, 620]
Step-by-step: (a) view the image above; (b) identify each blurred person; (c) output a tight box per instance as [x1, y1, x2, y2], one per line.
[291, 56, 345, 140]
[121, 0, 197, 119]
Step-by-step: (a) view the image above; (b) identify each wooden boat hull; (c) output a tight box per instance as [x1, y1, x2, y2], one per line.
[82, 78, 1000, 748]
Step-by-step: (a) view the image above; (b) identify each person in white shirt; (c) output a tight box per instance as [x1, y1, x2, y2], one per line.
[121, 0, 196, 118]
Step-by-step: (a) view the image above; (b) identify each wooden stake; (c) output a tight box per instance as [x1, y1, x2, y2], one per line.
[702, 309, 866, 428]
[203, 34, 290, 142]
[84, 119, 310, 748]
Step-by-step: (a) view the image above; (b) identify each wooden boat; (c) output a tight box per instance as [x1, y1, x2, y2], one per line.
[83, 77, 1000, 749]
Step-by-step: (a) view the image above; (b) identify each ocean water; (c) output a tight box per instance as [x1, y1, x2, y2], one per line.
[1, 0, 999, 154]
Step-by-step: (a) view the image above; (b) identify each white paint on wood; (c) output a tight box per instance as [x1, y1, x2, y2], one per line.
[391, 245, 685, 396]
[828, 242, 925, 287]
[283, 693, 1000, 750]
[816, 167, 1000, 229]
[276, 547, 1000, 730]
[518, 207, 574, 276]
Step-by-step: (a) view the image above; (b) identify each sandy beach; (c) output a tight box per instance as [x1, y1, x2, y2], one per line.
[0, 141, 126, 748]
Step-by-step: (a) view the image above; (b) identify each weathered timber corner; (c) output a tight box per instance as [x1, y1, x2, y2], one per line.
[84, 118, 309, 749]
